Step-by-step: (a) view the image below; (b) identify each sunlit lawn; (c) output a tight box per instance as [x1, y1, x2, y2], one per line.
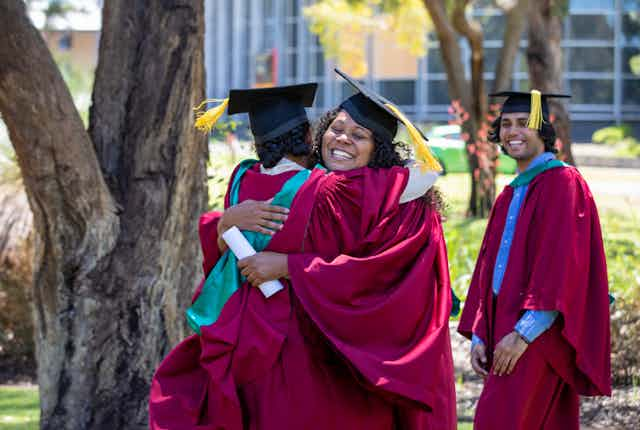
[0, 385, 474, 429]
[0, 385, 39, 430]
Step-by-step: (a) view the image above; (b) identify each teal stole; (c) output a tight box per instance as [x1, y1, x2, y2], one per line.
[186, 159, 312, 334]
[509, 159, 566, 188]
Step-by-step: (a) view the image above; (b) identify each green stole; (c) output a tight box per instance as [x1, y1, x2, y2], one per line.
[186, 159, 312, 334]
[509, 159, 566, 188]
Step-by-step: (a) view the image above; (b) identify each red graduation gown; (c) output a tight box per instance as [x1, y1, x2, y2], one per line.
[458, 166, 611, 429]
[150, 165, 456, 429]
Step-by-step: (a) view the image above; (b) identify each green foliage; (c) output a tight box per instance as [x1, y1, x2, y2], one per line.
[53, 53, 93, 126]
[592, 124, 640, 158]
[206, 141, 255, 210]
[0, 121, 21, 187]
[210, 119, 243, 141]
[303, 0, 431, 77]
[592, 124, 632, 145]
[0, 386, 39, 430]
[630, 54, 640, 76]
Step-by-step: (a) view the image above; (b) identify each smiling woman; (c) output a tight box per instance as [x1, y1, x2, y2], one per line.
[320, 110, 375, 171]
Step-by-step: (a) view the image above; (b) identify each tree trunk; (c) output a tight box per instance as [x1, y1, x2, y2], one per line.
[527, 0, 574, 164]
[450, 0, 495, 217]
[493, 0, 529, 92]
[0, 1, 207, 428]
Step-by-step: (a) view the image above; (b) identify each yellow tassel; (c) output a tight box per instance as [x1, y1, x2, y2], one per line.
[526, 89, 543, 130]
[194, 98, 229, 133]
[384, 103, 442, 173]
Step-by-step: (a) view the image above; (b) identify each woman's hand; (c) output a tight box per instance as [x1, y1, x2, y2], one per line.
[237, 252, 289, 287]
[217, 199, 289, 251]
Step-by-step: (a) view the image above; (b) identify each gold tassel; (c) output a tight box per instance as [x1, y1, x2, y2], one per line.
[194, 98, 229, 133]
[384, 103, 442, 173]
[526, 89, 543, 130]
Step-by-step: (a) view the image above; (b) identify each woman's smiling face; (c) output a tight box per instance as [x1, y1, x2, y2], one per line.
[321, 110, 375, 171]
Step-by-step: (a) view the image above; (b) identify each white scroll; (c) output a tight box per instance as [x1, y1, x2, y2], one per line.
[221, 226, 284, 298]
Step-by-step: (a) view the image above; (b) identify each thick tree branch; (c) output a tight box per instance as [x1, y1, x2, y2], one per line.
[451, 0, 486, 123]
[527, 0, 574, 164]
[423, 0, 471, 107]
[0, 2, 119, 261]
[493, 0, 529, 92]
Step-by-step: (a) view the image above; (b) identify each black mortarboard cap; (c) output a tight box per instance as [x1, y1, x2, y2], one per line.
[490, 91, 570, 119]
[335, 68, 443, 171]
[336, 68, 421, 142]
[227, 83, 317, 142]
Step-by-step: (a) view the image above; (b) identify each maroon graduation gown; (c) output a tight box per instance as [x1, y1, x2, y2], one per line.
[150, 165, 456, 429]
[458, 166, 611, 429]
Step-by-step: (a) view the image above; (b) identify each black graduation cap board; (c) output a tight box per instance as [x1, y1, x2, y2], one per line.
[490, 90, 570, 129]
[194, 83, 317, 142]
[334, 68, 441, 172]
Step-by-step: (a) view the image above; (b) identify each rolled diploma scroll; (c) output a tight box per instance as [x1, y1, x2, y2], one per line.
[221, 226, 284, 298]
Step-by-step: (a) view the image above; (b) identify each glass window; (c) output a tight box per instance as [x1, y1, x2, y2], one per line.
[475, 14, 505, 41]
[568, 15, 614, 40]
[570, 79, 613, 104]
[309, 51, 325, 78]
[623, 47, 640, 74]
[285, 53, 297, 80]
[473, 0, 495, 9]
[427, 48, 445, 74]
[516, 49, 529, 74]
[483, 48, 500, 73]
[264, 0, 275, 18]
[427, 80, 450, 105]
[516, 80, 530, 91]
[379, 80, 416, 106]
[622, 79, 640, 105]
[340, 81, 359, 99]
[286, 0, 299, 17]
[623, 0, 640, 11]
[622, 13, 640, 44]
[569, 0, 614, 10]
[261, 25, 275, 50]
[286, 23, 297, 48]
[568, 47, 614, 72]
[313, 83, 325, 108]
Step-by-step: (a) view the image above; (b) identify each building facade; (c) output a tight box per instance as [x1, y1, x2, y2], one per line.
[205, 0, 640, 141]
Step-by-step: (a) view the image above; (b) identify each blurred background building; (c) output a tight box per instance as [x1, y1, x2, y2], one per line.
[204, 0, 640, 141]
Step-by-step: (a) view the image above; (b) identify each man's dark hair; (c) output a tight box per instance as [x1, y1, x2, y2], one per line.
[254, 121, 311, 168]
[489, 115, 558, 154]
[310, 108, 445, 214]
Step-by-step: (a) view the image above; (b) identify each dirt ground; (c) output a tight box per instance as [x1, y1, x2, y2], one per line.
[450, 323, 639, 429]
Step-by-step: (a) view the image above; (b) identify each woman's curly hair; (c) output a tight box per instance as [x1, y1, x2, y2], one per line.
[488, 115, 558, 154]
[254, 121, 311, 168]
[310, 108, 445, 215]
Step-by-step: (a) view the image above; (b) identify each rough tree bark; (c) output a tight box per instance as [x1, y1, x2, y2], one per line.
[492, 0, 529, 92]
[527, 0, 574, 164]
[0, 1, 208, 429]
[424, 0, 495, 216]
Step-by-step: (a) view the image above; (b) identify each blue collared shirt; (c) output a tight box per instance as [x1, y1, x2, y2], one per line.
[472, 152, 558, 350]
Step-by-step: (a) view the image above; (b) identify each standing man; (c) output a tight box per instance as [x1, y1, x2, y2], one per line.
[458, 90, 611, 429]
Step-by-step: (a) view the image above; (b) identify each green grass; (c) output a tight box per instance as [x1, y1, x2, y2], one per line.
[0, 385, 39, 430]
[0, 384, 474, 428]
